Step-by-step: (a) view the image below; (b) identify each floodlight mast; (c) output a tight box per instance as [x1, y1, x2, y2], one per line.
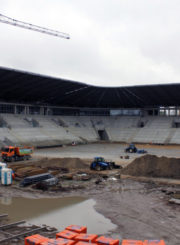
[0, 13, 70, 39]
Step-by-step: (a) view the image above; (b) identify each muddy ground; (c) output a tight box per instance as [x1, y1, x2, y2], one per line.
[0, 143, 180, 245]
[0, 177, 180, 245]
[34, 143, 180, 164]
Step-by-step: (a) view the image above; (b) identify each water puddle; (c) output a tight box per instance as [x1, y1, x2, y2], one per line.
[0, 196, 116, 234]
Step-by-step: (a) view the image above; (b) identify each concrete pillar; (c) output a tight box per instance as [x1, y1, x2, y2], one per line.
[47, 107, 51, 115]
[40, 107, 44, 115]
[14, 105, 17, 114]
[25, 106, 29, 115]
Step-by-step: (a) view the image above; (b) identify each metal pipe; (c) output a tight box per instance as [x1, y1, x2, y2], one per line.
[0, 227, 45, 243]
[0, 220, 25, 230]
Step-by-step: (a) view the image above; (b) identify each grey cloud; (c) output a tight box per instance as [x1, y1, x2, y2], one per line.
[0, 0, 180, 86]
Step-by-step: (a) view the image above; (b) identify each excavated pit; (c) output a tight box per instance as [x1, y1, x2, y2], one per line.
[0, 144, 180, 245]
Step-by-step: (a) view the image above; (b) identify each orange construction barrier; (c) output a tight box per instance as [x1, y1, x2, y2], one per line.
[143, 240, 166, 245]
[56, 238, 77, 245]
[76, 242, 97, 245]
[122, 240, 143, 245]
[40, 239, 55, 245]
[66, 225, 87, 234]
[56, 230, 78, 240]
[12, 172, 15, 180]
[75, 233, 98, 243]
[96, 236, 119, 245]
[25, 234, 49, 245]
[40, 239, 76, 245]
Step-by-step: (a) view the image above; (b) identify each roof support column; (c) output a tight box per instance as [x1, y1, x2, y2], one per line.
[14, 105, 17, 114]
[25, 106, 29, 115]
[40, 107, 44, 115]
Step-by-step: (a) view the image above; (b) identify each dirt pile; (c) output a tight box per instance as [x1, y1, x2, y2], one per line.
[16, 167, 47, 178]
[36, 157, 88, 169]
[122, 154, 180, 179]
[10, 164, 48, 177]
[9, 157, 89, 178]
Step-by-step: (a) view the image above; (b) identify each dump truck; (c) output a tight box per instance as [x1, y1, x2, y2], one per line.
[1, 146, 33, 162]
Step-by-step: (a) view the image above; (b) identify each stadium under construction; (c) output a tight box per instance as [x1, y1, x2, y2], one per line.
[0, 66, 180, 245]
[1, 66, 180, 147]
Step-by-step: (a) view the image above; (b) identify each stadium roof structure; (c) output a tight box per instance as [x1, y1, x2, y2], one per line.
[0, 66, 180, 108]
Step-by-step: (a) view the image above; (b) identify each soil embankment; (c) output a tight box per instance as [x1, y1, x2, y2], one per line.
[35, 157, 88, 169]
[122, 154, 180, 178]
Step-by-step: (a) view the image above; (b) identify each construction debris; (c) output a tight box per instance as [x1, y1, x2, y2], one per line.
[169, 198, 180, 205]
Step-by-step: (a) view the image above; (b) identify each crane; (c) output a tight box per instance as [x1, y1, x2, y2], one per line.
[0, 13, 70, 39]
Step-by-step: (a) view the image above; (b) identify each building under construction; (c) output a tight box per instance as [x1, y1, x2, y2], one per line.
[0, 66, 180, 147]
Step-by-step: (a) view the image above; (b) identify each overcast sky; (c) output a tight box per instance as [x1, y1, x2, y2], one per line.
[0, 0, 180, 87]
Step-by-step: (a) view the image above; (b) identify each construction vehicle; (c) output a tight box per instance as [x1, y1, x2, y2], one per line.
[125, 143, 138, 153]
[125, 143, 147, 154]
[1, 146, 33, 162]
[90, 157, 115, 171]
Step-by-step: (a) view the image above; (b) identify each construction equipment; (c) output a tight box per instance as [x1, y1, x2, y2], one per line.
[42, 177, 59, 186]
[0, 13, 70, 39]
[125, 143, 137, 153]
[90, 157, 115, 171]
[125, 143, 147, 154]
[1, 146, 33, 162]
[20, 173, 53, 187]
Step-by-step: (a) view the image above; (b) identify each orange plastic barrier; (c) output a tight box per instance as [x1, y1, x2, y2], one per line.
[96, 236, 119, 245]
[75, 233, 98, 243]
[122, 240, 143, 245]
[143, 240, 166, 245]
[12, 172, 15, 179]
[56, 230, 78, 240]
[40, 239, 56, 245]
[40, 239, 76, 245]
[25, 234, 49, 245]
[66, 225, 87, 234]
[56, 238, 77, 245]
[76, 242, 97, 245]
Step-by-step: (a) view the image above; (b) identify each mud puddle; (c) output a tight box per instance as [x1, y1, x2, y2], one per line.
[0, 196, 116, 234]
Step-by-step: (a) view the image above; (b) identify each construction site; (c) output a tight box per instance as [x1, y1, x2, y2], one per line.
[0, 5, 180, 245]
[0, 68, 180, 245]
